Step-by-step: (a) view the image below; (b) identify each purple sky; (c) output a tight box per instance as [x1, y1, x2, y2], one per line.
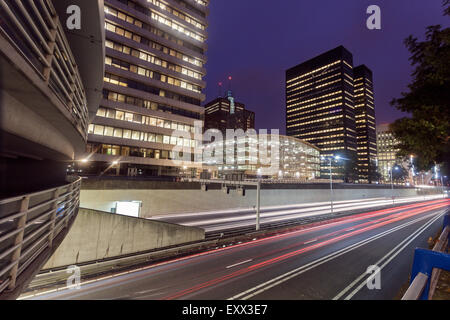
[203, 0, 449, 134]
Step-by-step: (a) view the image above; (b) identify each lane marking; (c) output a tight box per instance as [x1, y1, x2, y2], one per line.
[226, 260, 253, 269]
[21, 200, 447, 300]
[203, 197, 445, 231]
[227, 209, 444, 300]
[333, 210, 446, 300]
[164, 203, 446, 300]
[303, 239, 317, 245]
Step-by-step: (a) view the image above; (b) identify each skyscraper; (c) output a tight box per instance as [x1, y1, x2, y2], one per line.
[85, 0, 209, 178]
[354, 65, 378, 183]
[204, 91, 255, 135]
[286, 46, 358, 181]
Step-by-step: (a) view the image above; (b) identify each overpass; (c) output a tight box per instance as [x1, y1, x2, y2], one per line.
[0, 0, 104, 299]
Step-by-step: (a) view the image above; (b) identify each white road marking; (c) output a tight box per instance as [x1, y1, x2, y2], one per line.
[226, 259, 253, 269]
[333, 209, 446, 300]
[303, 239, 317, 245]
[228, 211, 442, 300]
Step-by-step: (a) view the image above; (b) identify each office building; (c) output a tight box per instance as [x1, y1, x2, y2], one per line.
[354, 65, 378, 183]
[205, 135, 320, 180]
[377, 123, 401, 183]
[204, 90, 255, 135]
[286, 46, 358, 181]
[85, 0, 209, 178]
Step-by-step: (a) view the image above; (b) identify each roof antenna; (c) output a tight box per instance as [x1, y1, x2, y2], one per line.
[218, 82, 223, 97]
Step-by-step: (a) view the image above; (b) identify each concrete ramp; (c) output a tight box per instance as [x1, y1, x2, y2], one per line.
[43, 208, 205, 270]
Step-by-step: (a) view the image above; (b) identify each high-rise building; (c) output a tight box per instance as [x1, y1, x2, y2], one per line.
[286, 46, 358, 181]
[204, 91, 255, 135]
[354, 65, 378, 183]
[85, 0, 209, 178]
[377, 123, 401, 183]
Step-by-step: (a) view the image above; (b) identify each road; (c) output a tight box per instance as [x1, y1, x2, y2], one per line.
[151, 195, 445, 232]
[22, 198, 449, 300]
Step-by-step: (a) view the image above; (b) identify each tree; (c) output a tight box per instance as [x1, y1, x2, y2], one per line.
[391, 164, 409, 183]
[368, 160, 382, 184]
[341, 151, 359, 183]
[390, 1, 450, 173]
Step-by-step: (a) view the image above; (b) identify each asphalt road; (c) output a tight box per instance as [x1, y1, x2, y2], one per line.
[22, 198, 449, 300]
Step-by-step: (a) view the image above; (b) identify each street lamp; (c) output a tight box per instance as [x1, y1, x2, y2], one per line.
[321, 155, 347, 214]
[390, 165, 400, 205]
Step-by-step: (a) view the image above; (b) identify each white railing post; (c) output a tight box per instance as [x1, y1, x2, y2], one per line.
[48, 187, 61, 248]
[8, 195, 30, 289]
[65, 181, 78, 228]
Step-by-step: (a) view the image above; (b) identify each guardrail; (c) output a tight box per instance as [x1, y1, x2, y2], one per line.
[0, 0, 89, 139]
[0, 177, 81, 296]
[402, 212, 449, 300]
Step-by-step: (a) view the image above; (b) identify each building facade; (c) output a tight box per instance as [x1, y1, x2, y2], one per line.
[354, 65, 378, 183]
[377, 123, 401, 183]
[204, 91, 255, 135]
[85, 0, 209, 178]
[205, 135, 320, 181]
[286, 46, 358, 181]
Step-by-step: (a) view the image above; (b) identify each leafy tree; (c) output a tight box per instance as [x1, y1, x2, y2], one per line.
[391, 164, 409, 183]
[368, 160, 382, 184]
[390, 1, 450, 173]
[340, 151, 359, 183]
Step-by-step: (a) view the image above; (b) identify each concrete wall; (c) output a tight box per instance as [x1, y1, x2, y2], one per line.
[43, 208, 205, 269]
[79, 180, 442, 218]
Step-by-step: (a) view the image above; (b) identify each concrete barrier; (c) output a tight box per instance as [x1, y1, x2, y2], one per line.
[42, 208, 205, 270]
[79, 178, 442, 218]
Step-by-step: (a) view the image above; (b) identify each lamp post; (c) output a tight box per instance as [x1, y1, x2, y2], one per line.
[390, 165, 399, 205]
[321, 155, 346, 214]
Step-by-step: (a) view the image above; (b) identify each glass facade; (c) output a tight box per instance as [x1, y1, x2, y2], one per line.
[377, 124, 400, 183]
[286, 46, 358, 180]
[354, 65, 378, 183]
[205, 135, 321, 181]
[286, 46, 378, 183]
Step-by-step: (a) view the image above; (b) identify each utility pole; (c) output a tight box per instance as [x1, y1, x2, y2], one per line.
[391, 166, 395, 206]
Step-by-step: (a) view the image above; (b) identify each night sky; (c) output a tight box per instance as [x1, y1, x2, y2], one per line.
[203, 0, 449, 134]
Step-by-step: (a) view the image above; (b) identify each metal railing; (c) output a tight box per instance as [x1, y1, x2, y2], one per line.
[0, 0, 89, 139]
[0, 178, 81, 295]
[402, 212, 450, 300]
